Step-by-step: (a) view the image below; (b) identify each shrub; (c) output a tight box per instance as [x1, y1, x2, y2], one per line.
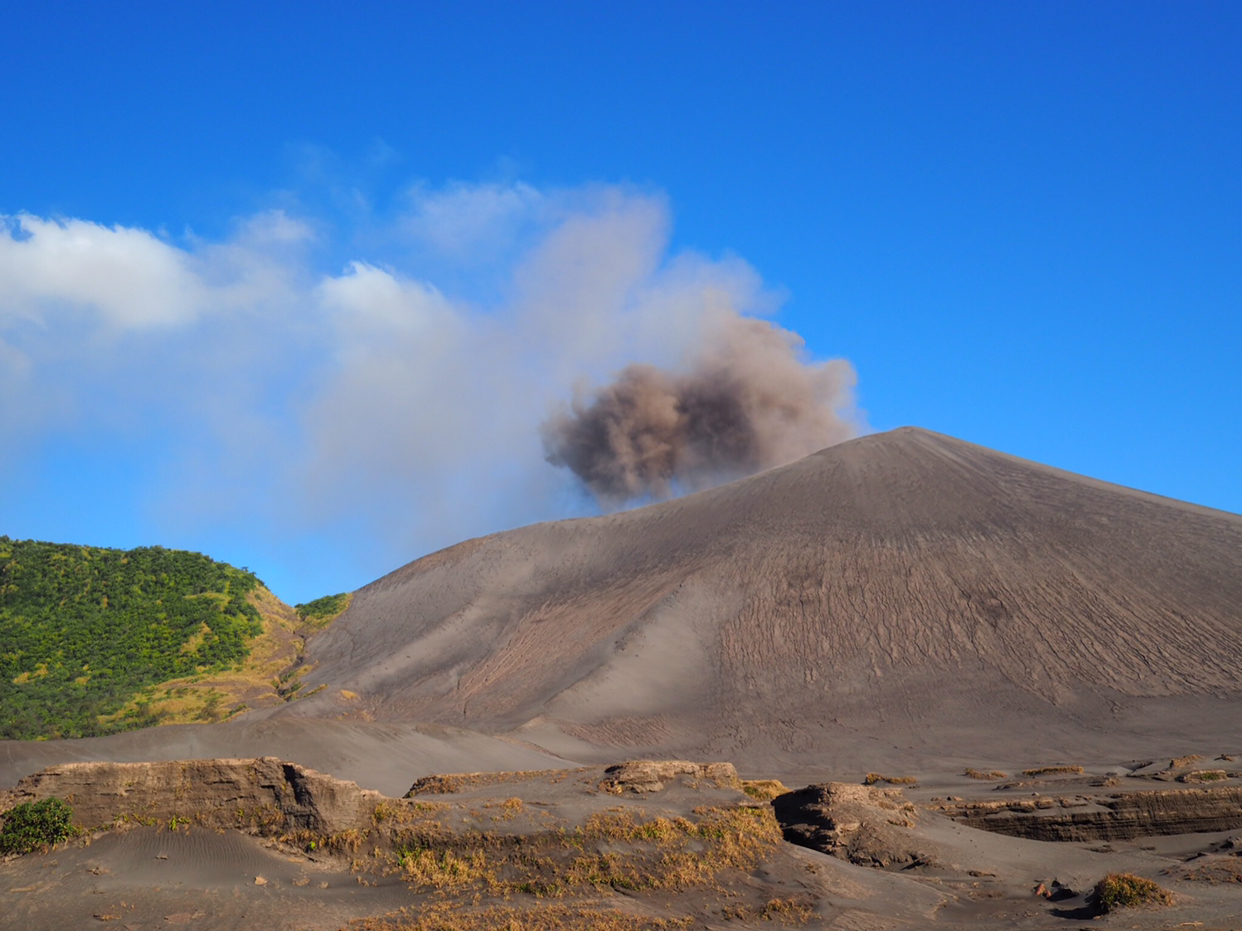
[1094, 872, 1172, 912]
[0, 797, 79, 854]
[294, 592, 351, 627]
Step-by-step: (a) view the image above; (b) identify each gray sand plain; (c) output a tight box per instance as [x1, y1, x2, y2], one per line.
[3, 427, 1241, 929]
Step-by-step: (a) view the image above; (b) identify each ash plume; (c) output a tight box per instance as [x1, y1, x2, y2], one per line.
[542, 312, 858, 504]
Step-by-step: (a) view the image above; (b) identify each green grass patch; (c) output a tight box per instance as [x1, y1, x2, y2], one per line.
[294, 592, 351, 627]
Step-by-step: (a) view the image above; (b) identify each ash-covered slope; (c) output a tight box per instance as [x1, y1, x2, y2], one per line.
[283, 427, 1242, 769]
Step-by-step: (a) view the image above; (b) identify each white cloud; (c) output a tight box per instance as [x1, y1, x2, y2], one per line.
[0, 210, 313, 330]
[400, 180, 544, 259]
[0, 182, 859, 593]
[317, 261, 459, 342]
[0, 215, 205, 327]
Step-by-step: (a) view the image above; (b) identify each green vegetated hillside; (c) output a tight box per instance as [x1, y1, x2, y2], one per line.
[0, 536, 265, 740]
[294, 592, 351, 627]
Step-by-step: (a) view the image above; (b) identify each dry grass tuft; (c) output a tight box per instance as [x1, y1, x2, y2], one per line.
[483, 797, 525, 821]
[282, 827, 368, 856]
[1020, 765, 1083, 777]
[863, 773, 918, 786]
[405, 770, 578, 797]
[349, 903, 693, 930]
[567, 806, 782, 891]
[722, 896, 815, 923]
[285, 782, 794, 927]
[1178, 769, 1228, 783]
[1169, 754, 1205, 769]
[396, 847, 494, 890]
[367, 800, 453, 837]
[962, 769, 1007, 780]
[371, 803, 782, 899]
[741, 779, 789, 801]
[1093, 872, 1173, 912]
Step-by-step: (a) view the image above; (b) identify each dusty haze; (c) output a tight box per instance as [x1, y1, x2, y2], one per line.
[541, 311, 858, 502]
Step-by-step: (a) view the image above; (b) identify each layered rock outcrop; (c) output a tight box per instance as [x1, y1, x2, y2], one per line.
[937, 786, 1242, 842]
[599, 759, 741, 794]
[0, 758, 380, 835]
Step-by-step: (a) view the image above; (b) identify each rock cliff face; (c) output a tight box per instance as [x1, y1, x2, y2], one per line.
[0, 758, 381, 835]
[937, 786, 1242, 842]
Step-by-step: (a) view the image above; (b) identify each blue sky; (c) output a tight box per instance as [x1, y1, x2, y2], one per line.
[2, 1, 1238, 603]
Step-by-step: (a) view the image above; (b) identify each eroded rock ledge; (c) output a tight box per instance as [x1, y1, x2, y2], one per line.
[599, 759, 741, 794]
[935, 785, 1242, 842]
[0, 758, 381, 835]
[0, 759, 829, 929]
[0, 757, 750, 841]
[772, 782, 942, 869]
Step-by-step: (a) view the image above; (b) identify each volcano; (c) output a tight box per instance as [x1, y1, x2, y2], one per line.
[273, 427, 1242, 773]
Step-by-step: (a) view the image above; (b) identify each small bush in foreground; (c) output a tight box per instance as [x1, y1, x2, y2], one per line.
[1094, 872, 1173, 912]
[0, 797, 79, 854]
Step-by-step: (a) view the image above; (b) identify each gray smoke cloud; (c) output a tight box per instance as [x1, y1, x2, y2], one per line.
[542, 311, 858, 504]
